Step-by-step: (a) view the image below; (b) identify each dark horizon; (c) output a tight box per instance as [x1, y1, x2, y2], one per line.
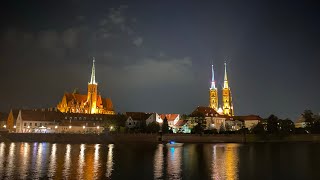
[1, 0, 320, 120]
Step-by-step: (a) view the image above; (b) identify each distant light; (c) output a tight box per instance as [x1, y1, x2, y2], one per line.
[27, 126, 30, 129]
[3, 125, 6, 128]
[83, 126, 86, 129]
[69, 126, 72, 129]
[97, 126, 100, 129]
[110, 126, 113, 130]
[55, 126, 58, 129]
[13, 125, 16, 128]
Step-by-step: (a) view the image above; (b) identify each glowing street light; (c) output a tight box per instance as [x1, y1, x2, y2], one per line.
[55, 126, 58, 129]
[69, 125, 72, 129]
[110, 126, 113, 131]
[27, 126, 30, 129]
[13, 125, 16, 128]
[3, 125, 6, 128]
[97, 126, 100, 129]
[83, 126, 86, 129]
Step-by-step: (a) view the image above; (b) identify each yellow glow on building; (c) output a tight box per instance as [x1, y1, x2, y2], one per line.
[57, 58, 115, 115]
[222, 62, 234, 116]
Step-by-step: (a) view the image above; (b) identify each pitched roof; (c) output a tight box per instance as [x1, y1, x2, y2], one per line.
[174, 119, 187, 126]
[65, 93, 88, 103]
[126, 112, 152, 121]
[159, 114, 179, 121]
[20, 110, 64, 121]
[234, 115, 262, 121]
[191, 106, 219, 117]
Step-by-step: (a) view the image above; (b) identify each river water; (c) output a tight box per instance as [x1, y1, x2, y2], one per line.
[0, 142, 319, 179]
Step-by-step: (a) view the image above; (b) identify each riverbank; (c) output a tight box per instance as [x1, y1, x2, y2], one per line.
[2, 133, 320, 144]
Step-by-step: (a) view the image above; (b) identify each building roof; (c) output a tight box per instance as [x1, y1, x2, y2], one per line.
[126, 112, 152, 121]
[20, 110, 64, 122]
[159, 114, 179, 121]
[234, 115, 262, 121]
[65, 93, 87, 103]
[174, 119, 187, 126]
[191, 106, 219, 117]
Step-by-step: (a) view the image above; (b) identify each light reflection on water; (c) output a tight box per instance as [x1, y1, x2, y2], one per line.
[0, 142, 316, 179]
[106, 144, 114, 178]
[20, 143, 30, 179]
[167, 146, 182, 180]
[48, 143, 57, 178]
[154, 144, 164, 179]
[0, 142, 5, 179]
[78, 144, 85, 179]
[63, 144, 71, 179]
[6, 143, 15, 178]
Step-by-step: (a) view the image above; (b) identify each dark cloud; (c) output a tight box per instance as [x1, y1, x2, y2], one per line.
[0, 0, 320, 120]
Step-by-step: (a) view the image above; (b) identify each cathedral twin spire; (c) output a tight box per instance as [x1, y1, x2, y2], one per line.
[209, 62, 234, 116]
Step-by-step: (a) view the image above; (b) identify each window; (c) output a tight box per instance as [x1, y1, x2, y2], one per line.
[40, 123, 42, 126]
[24, 123, 27, 126]
[29, 123, 32, 126]
[35, 123, 37, 126]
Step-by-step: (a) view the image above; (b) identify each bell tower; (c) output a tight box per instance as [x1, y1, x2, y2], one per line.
[222, 62, 234, 116]
[87, 58, 98, 114]
[209, 65, 218, 111]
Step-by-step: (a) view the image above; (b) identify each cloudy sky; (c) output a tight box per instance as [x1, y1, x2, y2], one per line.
[0, 0, 320, 120]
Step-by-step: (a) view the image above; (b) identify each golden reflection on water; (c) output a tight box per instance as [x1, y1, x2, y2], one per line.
[0, 142, 5, 179]
[6, 143, 16, 178]
[84, 145, 94, 180]
[93, 144, 101, 179]
[154, 144, 164, 179]
[78, 144, 86, 179]
[212, 144, 240, 180]
[63, 144, 71, 178]
[35, 143, 43, 178]
[20, 143, 30, 179]
[167, 146, 182, 180]
[48, 144, 57, 178]
[106, 144, 114, 178]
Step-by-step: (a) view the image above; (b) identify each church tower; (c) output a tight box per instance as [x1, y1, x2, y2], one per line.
[87, 58, 98, 114]
[222, 62, 234, 116]
[209, 65, 218, 111]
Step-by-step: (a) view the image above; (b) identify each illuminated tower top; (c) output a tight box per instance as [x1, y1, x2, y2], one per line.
[89, 57, 97, 85]
[210, 65, 216, 90]
[223, 62, 229, 89]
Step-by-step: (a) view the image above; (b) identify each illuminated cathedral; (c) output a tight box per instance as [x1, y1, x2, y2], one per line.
[209, 62, 234, 116]
[57, 58, 115, 114]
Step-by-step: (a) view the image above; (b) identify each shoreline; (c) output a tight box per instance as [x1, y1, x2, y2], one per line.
[2, 133, 320, 144]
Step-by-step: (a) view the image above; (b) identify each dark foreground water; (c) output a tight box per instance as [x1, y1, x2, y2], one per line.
[0, 142, 320, 180]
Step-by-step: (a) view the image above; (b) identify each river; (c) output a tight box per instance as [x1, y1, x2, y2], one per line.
[0, 142, 319, 179]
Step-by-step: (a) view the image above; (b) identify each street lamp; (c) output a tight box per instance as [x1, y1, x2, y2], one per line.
[3, 125, 6, 128]
[97, 126, 100, 129]
[13, 125, 16, 128]
[55, 125, 58, 129]
[83, 126, 86, 129]
[69, 125, 72, 129]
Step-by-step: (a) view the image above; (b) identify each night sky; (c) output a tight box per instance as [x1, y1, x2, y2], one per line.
[1, 0, 320, 120]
